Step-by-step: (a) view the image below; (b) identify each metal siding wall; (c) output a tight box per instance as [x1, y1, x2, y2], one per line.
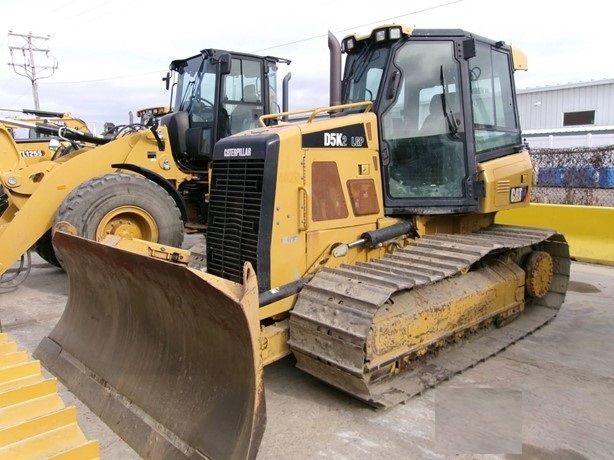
[594, 84, 614, 124]
[517, 82, 614, 130]
[523, 133, 614, 148]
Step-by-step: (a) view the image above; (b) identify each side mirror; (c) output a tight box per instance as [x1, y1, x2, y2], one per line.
[219, 53, 232, 76]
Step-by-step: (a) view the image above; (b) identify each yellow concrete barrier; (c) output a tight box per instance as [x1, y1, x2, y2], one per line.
[0, 332, 100, 459]
[496, 204, 614, 266]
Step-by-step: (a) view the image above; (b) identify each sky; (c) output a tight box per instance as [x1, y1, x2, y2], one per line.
[1, 0, 611, 134]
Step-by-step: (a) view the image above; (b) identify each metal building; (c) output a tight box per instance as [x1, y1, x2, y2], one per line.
[517, 78, 614, 148]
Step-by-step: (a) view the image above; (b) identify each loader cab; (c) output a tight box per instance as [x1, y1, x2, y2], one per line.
[161, 49, 290, 171]
[340, 25, 525, 215]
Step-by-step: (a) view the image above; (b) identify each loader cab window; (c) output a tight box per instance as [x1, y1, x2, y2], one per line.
[189, 74, 217, 124]
[172, 55, 223, 154]
[173, 57, 201, 113]
[381, 41, 467, 200]
[222, 58, 270, 134]
[174, 57, 218, 126]
[469, 43, 521, 155]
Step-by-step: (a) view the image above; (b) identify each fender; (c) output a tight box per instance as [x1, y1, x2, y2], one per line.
[112, 163, 188, 221]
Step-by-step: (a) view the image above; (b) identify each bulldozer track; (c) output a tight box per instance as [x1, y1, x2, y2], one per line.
[288, 224, 570, 408]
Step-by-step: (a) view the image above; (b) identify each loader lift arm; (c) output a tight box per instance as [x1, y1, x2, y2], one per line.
[33, 122, 110, 145]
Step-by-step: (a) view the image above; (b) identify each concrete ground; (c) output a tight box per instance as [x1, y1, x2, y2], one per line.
[1, 250, 612, 460]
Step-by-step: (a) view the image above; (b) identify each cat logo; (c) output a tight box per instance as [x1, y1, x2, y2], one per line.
[509, 186, 528, 203]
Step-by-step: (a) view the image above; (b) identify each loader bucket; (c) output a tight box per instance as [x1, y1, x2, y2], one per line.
[34, 231, 265, 460]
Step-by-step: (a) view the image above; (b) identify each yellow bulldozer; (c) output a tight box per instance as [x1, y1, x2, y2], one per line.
[0, 49, 291, 279]
[34, 25, 570, 459]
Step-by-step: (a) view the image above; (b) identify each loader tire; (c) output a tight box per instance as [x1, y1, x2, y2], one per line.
[33, 230, 61, 268]
[54, 173, 184, 266]
[0, 192, 8, 214]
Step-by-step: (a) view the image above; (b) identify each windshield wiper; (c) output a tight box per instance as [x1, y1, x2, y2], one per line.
[179, 80, 196, 111]
[439, 66, 460, 137]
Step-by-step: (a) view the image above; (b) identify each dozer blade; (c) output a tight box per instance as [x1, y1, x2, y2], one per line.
[34, 231, 265, 460]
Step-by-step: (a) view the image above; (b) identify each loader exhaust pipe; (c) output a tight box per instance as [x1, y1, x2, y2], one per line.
[282, 72, 292, 117]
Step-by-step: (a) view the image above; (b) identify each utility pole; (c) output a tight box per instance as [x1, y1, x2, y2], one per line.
[7, 31, 58, 110]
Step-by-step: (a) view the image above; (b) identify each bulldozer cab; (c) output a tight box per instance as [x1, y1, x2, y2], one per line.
[339, 26, 527, 215]
[161, 49, 290, 171]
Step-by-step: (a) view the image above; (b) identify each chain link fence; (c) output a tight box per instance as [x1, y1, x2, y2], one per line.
[529, 145, 614, 206]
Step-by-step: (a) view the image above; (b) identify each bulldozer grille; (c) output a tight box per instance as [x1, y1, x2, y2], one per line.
[207, 158, 265, 284]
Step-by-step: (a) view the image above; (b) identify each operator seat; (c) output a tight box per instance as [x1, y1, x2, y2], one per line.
[231, 85, 262, 134]
[420, 94, 446, 135]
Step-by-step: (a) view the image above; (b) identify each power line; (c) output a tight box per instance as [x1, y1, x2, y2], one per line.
[40, 69, 164, 85]
[18, 2, 464, 89]
[252, 1, 465, 53]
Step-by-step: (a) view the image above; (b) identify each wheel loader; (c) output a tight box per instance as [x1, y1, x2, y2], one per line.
[35, 25, 570, 459]
[0, 108, 93, 165]
[0, 49, 291, 277]
[0, 109, 96, 219]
